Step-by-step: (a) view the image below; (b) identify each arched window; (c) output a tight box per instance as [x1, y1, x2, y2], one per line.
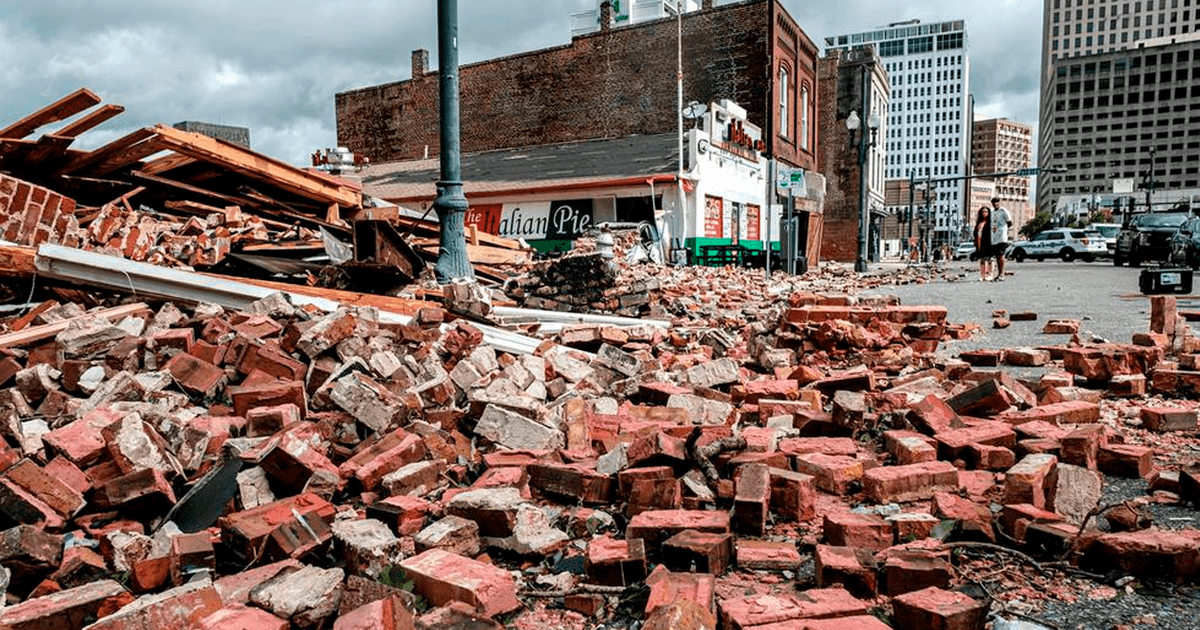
[800, 85, 810, 151]
[779, 66, 790, 138]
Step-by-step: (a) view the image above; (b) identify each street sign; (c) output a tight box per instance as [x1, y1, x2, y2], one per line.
[1014, 168, 1039, 176]
[776, 167, 806, 195]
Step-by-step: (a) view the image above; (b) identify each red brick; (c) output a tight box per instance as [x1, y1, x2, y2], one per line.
[1140, 406, 1198, 432]
[399, 548, 521, 618]
[814, 545, 877, 598]
[862, 460, 958, 503]
[778, 436, 858, 457]
[0, 579, 133, 630]
[343, 429, 427, 491]
[768, 467, 816, 522]
[935, 422, 1016, 461]
[626, 509, 731, 553]
[1098, 443, 1154, 478]
[40, 406, 123, 466]
[585, 535, 647, 586]
[732, 463, 770, 535]
[823, 512, 891, 551]
[229, 378, 308, 420]
[84, 579, 223, 630]
[0, 477, 66, 530]
[1083, 529, 1200, 583]
[881, 547, 953, 597]
[931, 492, 995, 542]
[218, 492, 335, 561]
[736, 539, 802, 571]
[1060, 424, 1106, 469]
[998, 400, 1100, 426]
[2, 458, 85, 520]
[887, 512, 940, 544]
[644, 565, 716, 617]
[245, 403, 303, 438]
[165, 352, 227, 398]
[718, 588, 870, 630]
[198, 604, 291, 630]
[998, 503, 1063, 542]
[661, 529, 733, 575]
[366, 495, 431, 537]
[794, 453, 863, 495]
[1004, 454, 1059, 508]
[331, 594, 415, 630]
[891, 586, 987, 630]
[643, 600, 717, 630]
[527, 462, 614, 504]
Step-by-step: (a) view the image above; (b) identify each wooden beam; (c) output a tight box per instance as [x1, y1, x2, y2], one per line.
[149, 124, 360, 209]
[0, 246, 37, 278]
[0, 302, 150, 349]
[130, 169, 245, 207]
[0, 88, 102, 140]
[139, 152, 196, 176]
[54, 104, 125, 139]
[24, 134, 75, 166]
[56, 127, 158, 176]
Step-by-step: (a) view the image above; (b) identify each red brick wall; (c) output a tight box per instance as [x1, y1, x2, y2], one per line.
[336, 0, 817, 171]
[0, 174, 77, 247]
[816, 50, 860, 263]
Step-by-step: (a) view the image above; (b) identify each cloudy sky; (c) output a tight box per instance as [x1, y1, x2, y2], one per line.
[0, 0, 1042, 167]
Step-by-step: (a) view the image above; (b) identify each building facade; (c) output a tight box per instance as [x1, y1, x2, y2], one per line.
[1036, 37, 1200, 217]
[972, 117, 1035, 235]
[826, 19, 972, 249]
[336, 0, 827, 265]
[817, 46, 890, 264]
[1039, 0, 1200, 87]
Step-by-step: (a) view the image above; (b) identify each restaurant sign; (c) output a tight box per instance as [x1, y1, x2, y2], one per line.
[465, 199, 594, 240]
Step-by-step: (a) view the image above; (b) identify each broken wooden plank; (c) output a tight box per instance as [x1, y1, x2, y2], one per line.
[7, 301, 58, 332]
[0, 302, 149, 349]
[150, 124, 361, 209]
[410, 238, 532, 267]
[0, 246, 38, 278]
[56, 127, 158, 177]
[54, 104, 125, 139]
[0, 88, 102, 140]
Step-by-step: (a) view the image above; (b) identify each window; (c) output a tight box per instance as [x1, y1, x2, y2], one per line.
[800, 86, 810, 151]
[778, 66, 789, 138]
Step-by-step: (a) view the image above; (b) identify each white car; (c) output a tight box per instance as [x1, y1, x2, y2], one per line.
[1007, 228, 1108, 263]
[952, 242, 976, 260]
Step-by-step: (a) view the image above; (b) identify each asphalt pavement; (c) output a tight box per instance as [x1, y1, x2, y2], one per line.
[862, 259, 1200, 359]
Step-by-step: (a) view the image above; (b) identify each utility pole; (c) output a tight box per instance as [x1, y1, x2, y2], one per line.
[431, 0, 474, 283]
[1146, 147, 1157, 213]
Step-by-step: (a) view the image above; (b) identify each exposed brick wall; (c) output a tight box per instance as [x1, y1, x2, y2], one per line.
[816, 49, 864, 263]
[336, 0, 817, 172]
[0, 174, 78, 247]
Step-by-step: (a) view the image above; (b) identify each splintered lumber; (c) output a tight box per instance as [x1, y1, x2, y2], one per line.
[0, 246, 37, 278]
[0, 302, 149, 349]
[56, 127, 159, 177]
[54, 104, 125, 139]
[0, 87, 102, 139]
[149, 124, 361, 209]
[410, 238, 532, 267]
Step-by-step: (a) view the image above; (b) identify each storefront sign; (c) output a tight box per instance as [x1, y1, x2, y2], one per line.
[704, 195, 723, 238]
[467, 200, 593, 240]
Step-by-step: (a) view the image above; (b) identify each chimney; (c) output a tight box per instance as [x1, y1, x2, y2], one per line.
[411, 49, 429, 78]
[600, 1, 612, 31]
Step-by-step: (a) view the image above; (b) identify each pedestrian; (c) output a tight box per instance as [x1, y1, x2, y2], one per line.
[990, 196, 1012, 281]
[973, 205, 992, 282]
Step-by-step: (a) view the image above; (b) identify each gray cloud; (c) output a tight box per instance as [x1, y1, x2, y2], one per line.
[0, 0, 1043, 166]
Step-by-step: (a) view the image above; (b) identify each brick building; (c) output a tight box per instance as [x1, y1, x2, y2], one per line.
[335, 0, 827, 266]
[817, 46, 889, 265]
[336, 0, 818, 172]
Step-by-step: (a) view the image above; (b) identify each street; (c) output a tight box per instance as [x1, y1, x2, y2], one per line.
[864, 260, 1200, 356]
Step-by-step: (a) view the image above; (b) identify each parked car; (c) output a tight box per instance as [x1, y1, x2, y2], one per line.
[1088, 222, 1120, 258]
[1007, 228, 1107, 262]
[1114, 212, 1189, 266]
[1169, 215, 1200, 269]
[952, 242, 975, 260]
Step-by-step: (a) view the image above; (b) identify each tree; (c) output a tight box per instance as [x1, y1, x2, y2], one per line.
[1020, 211, 1053, 239]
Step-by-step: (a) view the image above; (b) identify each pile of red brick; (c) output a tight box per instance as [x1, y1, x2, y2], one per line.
[1, 278, 1199, 630]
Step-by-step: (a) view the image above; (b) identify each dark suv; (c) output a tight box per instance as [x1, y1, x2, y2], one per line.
[1113, 212, 1188, 266]
[1169, 215, 1200, 269]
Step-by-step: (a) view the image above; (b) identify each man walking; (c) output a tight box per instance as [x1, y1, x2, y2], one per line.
[989, 197, 1012, 281]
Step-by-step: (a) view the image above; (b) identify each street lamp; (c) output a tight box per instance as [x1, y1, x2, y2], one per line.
[847, 106, 880, 273]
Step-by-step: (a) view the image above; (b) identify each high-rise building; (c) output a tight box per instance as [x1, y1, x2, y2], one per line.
[825, 19, 972, 248]
[1037, 37, 1200, 219]
[972, 118, 1035, 234]
[1039, 0, 1200, 86]
[1038, 1, 1200, 217]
